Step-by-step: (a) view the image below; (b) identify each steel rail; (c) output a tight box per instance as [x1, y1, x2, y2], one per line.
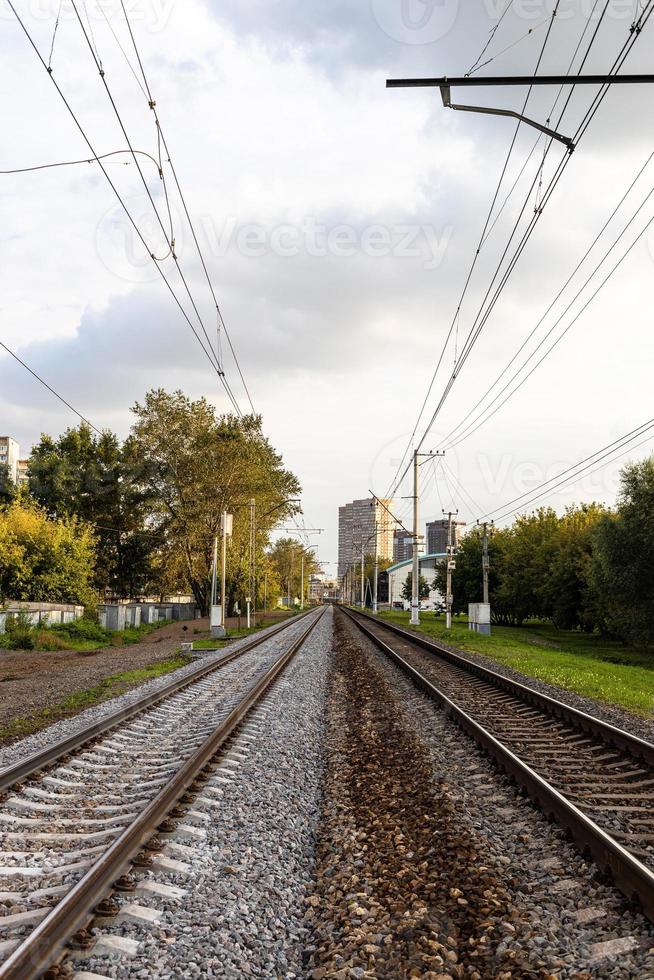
[0, 607, 325, 980]
[0, 609, 316, 792]
[343, 608, 654, 765]
[340, 607, 654, 922]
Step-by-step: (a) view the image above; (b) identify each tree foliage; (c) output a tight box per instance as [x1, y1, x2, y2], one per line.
[590, 458, 654, 646]
[128, 390, 301, 614]
[267, 537, 321, 606]
[29, 425, 156, 598]
[401, 572, 430, 601]
[0, 499, 96, 605]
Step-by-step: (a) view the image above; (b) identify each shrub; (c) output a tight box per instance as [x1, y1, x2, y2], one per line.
[34, 629, 70, 651]
[51, 617, 110, 643]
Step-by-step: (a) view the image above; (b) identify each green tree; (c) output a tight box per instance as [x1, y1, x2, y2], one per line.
[433, 528, 509, 621]
[591, 458, 654, 646]
[128, 390, 301, 615]
[543, 503, 606, 630]
[268, 538, 320, 606]
[0, 464, 16, 506]
[0, 499, 96, 605]
[28, 425, 156, 597]
[401, 572, 430, 602]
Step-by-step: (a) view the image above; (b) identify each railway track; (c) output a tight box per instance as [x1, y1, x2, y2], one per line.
[341, 606, 654, 924]
[0, 607, 324, 979]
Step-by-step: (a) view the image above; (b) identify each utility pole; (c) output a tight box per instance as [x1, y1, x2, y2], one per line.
[410, 449, 445, 626]
[482, 522, 490, 605]
[411, 450, 420, 625]
[210, 534, 218, 612]
[444, 509, 457, 630]
[214, 511, 233, 637]
[360, 549, 365, 609]
[372, 525, 379, 616]
[301, 553, 305, 610]
[246, 497, 255, 629]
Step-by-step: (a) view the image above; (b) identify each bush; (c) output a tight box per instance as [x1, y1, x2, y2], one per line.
[34, 629, 70, 651]
[4, 611, 35, 650]
[51, 617, 110, 643]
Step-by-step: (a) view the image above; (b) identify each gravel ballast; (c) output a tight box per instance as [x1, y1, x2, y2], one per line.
[387, 619, 654, 743]
[307, 610, 654, 979]
[0, 615, 306, 770]
[82, 607, 331, 979]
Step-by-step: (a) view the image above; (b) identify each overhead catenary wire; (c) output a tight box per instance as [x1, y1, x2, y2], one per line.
[68, 0, 229, 385]
[0, 341, 102, 434]
[5, 0, 242, 415]
[440, 148, 654, 451]
[401, 0, 652, 478]
[116, 0, 256, 416]
[485, 416, 654, 524]
[384, 0, 567, 500]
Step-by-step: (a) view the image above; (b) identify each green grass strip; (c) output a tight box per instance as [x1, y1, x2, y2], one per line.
[0, 654, 192, 744]
[377, 611, 654, 717]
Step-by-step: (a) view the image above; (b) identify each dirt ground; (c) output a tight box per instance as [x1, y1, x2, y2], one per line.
[0, 610, 290, 734]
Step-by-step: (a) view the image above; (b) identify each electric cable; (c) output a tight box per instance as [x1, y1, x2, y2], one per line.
[0, 340, 102, 434]
[117, 0, 256, 415]
[5, 0, 242, 414]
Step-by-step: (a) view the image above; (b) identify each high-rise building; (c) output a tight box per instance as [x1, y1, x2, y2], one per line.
[338, 497, 395, 579]
[426, 519, 464, 554]
[0, 437, 20, 483]
[393, 529, 413, 562]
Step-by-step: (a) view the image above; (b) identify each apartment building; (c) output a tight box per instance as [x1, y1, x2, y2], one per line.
[0, 437, 20, 483]
[338, 496, 395, 579]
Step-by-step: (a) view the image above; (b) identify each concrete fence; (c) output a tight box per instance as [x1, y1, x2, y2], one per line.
[0, 601, 84, 635]
[0, 599, 197, 635]
[98, 601, 198, 631]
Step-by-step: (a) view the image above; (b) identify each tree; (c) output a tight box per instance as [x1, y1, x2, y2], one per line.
[28, 425, 156, 598]
[361, 554, 392, 607]
[591, 458, 654, 646]
[433, 528, 509, 621]
[401, 572, 430, 602]
[128, 390, 301, 615]
[0, 499, 96, 605]
[267, 538, 321, 606]
[543, 504, 606, 630]
[0, 464, 16, 506]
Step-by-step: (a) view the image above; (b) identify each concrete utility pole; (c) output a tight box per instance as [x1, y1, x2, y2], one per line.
[410, 449, 445, 626]
[444, 510, 457, 630]
[360, 548, 365, 609]
[246, 497, 255, 629]
[373, 524, 379, 616]
[213, 511, 233, 637]
[482, 522, 490, 605]
[411, 450, 420, 625]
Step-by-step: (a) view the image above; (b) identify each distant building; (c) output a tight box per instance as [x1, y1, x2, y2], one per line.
[393, 528, 413, 562]
[338, 497, 395, 579]
[426, 519, 465, 555]
[386, 552, 447, 610]
[16, 459, 29, 485]
[0, 437, 20, 483]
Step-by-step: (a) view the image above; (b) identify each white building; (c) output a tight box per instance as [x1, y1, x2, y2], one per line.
[0, 437, 20, 483]
[386, 552, 446, 611]
[338, 496, 395, 579]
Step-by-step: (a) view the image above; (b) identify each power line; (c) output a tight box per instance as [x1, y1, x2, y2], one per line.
[407, 1, 651, 467]
[116, 0, 256, 416]
[0, 341, 102, 434]
[486, 416, 654, 524]
[385, 0, 571, 499]
[1, 147, 163, 174]
[441, 149, 654, 451]
[6, 0, 242, 414]
[69, 0, 229, 389]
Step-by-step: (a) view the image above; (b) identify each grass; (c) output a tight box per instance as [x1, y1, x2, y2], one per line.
[0, 653, 192, 744]
[0, 617, 172, 654]
[189, 617, 287, 650]
[376, 610, 654, 717]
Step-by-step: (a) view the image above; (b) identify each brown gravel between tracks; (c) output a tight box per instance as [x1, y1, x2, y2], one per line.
[304, 614, 528, 980]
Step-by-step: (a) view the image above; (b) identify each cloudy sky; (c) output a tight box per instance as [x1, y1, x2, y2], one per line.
[2, 0, 653, 567]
